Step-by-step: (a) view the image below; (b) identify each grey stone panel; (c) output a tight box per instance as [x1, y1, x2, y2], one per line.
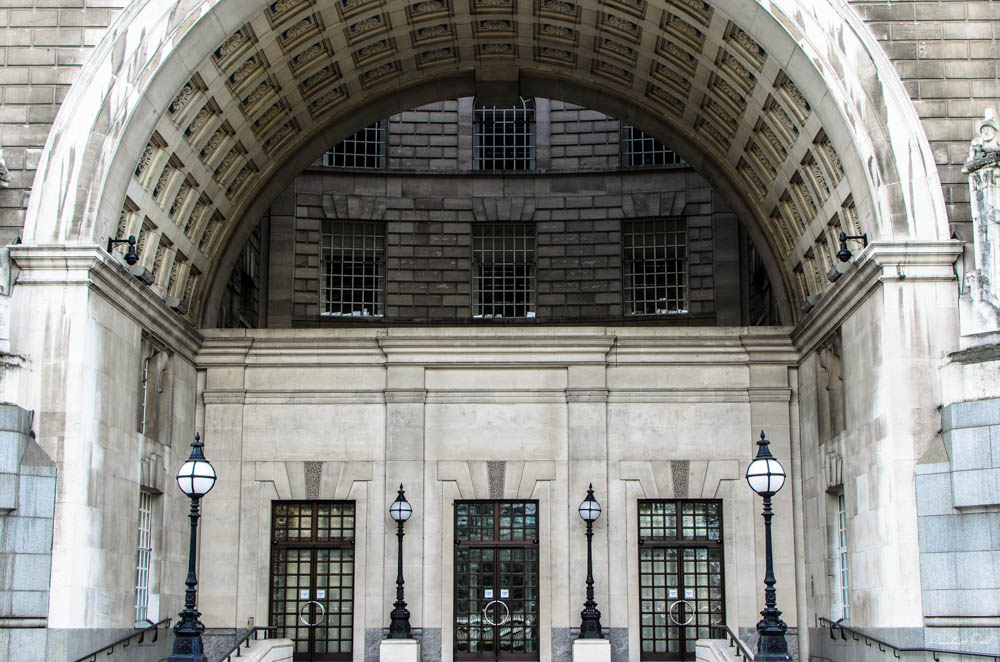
[918, 512, 998, 553]
[945, 425, 992, 470]
[915, 470, 954, 516]
[203, 627, 249, 662]
[420, 627, 441, 662]
[551, 626, 572, 661]
[942, 397, 1000, 431]
[365, 627, 380, 661]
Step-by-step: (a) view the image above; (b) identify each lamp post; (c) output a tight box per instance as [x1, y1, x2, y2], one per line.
[169, 433, 217, 662]
[387, 484, 413, 639]
[745, 430, 790, 662]
[577, 483, 603, 639]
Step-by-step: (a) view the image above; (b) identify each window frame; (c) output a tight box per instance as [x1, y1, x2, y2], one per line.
[323, 120, 387, 170]
[471, 223, 537, 319]
[134, 490, 154, 624]
[474, 97, 536, 171]
[620, 124, 684, 168]
[834, 491, 850, 623]
[320, 220, 386, 318]
[622, 218, 689, 316]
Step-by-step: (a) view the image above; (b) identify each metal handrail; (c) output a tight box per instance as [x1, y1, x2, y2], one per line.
[723, 624, 756, 659]
[73, 618, 171, 662]
[819, 617, 1000, 661]
[220, 626, 279, 661]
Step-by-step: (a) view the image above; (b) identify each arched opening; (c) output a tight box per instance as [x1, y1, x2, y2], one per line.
[7, 0, 964, 656]
[22, 0, 948, 329]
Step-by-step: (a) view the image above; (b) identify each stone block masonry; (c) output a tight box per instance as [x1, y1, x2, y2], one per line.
[0, 2, 127, 245]
[849, 0, 1000, 234]
[285, 169, 728, 325]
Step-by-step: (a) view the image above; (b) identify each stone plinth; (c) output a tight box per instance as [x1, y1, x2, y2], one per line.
[379, 638, 420, 662]
[572, 638, 611, 662]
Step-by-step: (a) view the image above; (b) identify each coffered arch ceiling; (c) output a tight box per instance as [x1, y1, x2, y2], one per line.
[23, 0, 948, 326]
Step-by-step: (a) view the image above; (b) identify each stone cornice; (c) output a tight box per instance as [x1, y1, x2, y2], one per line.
[10, 244, 203, 360]
[195, 327, 799, 368]
[792, 240, 963, 356]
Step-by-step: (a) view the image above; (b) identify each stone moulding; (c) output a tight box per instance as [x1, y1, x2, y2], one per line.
[9, 244, 203, 361]
[791, 240, 964, 356]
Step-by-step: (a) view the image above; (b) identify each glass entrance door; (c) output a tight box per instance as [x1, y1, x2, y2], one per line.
[638, 501, 725, 660]
[270, 501, 355, 661]
[454, 501, 540, 661]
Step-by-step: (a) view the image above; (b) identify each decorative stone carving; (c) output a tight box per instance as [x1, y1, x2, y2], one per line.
[169, 83, 195, 116]
[960, 108, 1000, 334]
[487, 460, 505, 498]
[816, 333, 845, 442]
[0, 150, 8, 188]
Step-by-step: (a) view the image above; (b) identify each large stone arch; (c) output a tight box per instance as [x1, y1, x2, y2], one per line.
[23, 0, 947, 326]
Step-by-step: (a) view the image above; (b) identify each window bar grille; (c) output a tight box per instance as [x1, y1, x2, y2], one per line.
[621, 124, 684, 167]
[473, 223, 536, 318]
[321, 221, 385, 316]
[323, 121, 387, 169]
[624, 219, 688, 315]
[837, 493, 850, 623]
[474, 98, 535, 171]
[134, 491, 153, 623]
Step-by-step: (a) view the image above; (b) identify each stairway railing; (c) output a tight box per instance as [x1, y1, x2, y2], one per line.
[723, 624, 755, 659]
[219, 626, 279, 661]
[819, 617, 1000, 661]
[72, 618, 171, 662]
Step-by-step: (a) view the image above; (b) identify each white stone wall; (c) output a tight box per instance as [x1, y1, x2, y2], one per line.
[195, 326, 800, 661]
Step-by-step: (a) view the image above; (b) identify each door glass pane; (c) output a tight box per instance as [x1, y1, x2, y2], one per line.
[638, 500, 724, 660]
[271, 501, 355, 660]
[455, 501, 540, 659]
[455, 547, 495, 654]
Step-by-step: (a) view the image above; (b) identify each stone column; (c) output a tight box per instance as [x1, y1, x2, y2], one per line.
[960, 108, 1000, 336]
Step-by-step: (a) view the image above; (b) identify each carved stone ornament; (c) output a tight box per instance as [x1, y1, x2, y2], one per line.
[964, 108, 1000, 173]
[960, 108, 1000, 335]
[0, 149, 8, 188]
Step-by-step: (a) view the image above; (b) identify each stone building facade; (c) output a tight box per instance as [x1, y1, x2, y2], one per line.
[0, 1, 997, 662]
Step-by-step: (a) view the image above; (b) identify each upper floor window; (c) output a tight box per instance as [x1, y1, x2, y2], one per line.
[473, 223, 536, 318]
[474, 98, 535, 171]
[834, 492, 851, 623]
[621, 124, 683, 167]
[623, 219, 688, 315]
[323, 121, 387, 169]
[134, 490, 153, 624]
[321, 220, 385, 317]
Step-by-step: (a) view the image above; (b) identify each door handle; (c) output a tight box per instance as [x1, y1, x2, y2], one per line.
[667, 599, 694, 626]
[298, 600, 327, 627]
[482, 600, 511, 627]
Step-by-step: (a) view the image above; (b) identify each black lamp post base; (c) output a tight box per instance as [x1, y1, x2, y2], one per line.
[167, 633, 207, 662]
[578, 610, 603, 639]
[755, 617, 790, 661]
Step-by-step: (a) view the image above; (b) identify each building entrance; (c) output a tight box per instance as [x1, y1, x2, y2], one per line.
[269, 501, 356, 661]
[454, 501, 540, 661]
[638, 501, 725, 661]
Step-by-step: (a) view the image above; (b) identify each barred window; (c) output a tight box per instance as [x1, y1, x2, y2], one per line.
[134, 491, 153, 623]
[835, 492, 851, 623]
[321, 221, 385, 316]
[621, 124, 684, 167]
[474, 98, 535, 171]
[473, 223, 535, 318]
[624, 219, 688, 315]
[323, 121, 386, 169]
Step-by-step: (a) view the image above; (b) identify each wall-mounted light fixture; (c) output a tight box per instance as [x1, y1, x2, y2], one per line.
[836, 232, 869, 263]
[107, 236, 139, 265]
